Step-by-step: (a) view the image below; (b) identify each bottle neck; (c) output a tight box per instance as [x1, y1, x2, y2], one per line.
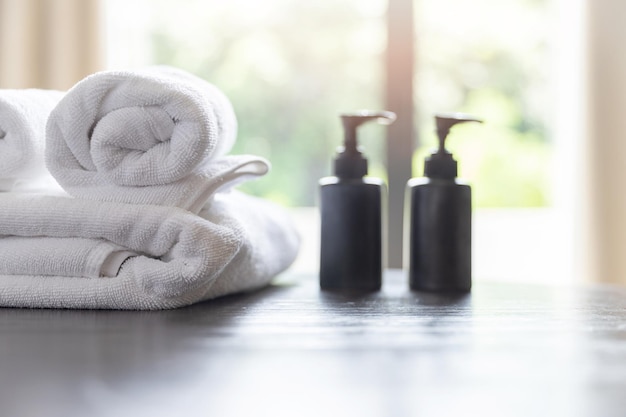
[334, 151, 368, 179]
[424, 151, 457, 179]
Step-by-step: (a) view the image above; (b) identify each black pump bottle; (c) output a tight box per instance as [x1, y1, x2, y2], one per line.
[319, 111, 396, 291]
[405, 113, 482, 292]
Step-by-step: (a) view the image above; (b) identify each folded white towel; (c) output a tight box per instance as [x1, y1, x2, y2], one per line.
[0, 191, 299, 310]
[46, 66, 267, 212]
[198, 191, 302, 299]
[0, 89, 64, 191]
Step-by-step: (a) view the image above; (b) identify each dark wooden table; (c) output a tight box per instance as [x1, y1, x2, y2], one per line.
[1, 270, 626, 417]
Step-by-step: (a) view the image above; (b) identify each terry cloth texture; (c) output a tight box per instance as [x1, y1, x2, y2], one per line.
[0, 89, 64, 191]
[0, 191, 300, 310]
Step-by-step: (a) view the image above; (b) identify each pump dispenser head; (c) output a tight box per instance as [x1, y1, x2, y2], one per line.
[334, 110, 396, 179]
[424, 113, 483, 179]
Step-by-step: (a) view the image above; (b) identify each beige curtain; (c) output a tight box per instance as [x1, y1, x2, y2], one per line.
[586, 0, 626, 285]
[0, 0, 102, 90]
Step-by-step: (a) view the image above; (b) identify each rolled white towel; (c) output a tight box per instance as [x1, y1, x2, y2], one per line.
[0, 89, 64, 191]
[46, 66, 267, 212]
[0, 191, 300, 310]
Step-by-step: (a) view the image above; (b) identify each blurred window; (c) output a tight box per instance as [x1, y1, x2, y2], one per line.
[106, 0, 553, 208]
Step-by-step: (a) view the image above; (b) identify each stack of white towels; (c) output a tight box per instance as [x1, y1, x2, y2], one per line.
[0, 66, 300, 310]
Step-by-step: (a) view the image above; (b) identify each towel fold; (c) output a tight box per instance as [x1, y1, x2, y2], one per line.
[46, 66, 267, 212]
[0, 89, 64, 191]
[0, 191, 299, 310]
[0, 237, 135, 278]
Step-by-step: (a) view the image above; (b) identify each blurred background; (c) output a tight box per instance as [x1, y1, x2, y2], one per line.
[1, 0, 622, 286]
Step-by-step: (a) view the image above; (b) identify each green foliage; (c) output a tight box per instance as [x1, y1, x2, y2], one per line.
[414, 0, 552, 207]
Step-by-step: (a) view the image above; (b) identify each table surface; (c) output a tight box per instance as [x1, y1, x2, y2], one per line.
[1, 270, 626, 417]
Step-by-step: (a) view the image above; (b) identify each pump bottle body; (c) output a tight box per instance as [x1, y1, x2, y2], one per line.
[319, 176, 384, 291]
[405, 177, 471, 292]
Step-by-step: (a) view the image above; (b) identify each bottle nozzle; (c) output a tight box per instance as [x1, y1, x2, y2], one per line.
[435, 112, 483, 153]
[425, 112, 483, 179]
[335, 110, 396, 179]
[341, 111, 396, 154]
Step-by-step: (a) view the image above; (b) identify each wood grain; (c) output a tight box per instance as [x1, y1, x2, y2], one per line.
[1, 270, 625, 417]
